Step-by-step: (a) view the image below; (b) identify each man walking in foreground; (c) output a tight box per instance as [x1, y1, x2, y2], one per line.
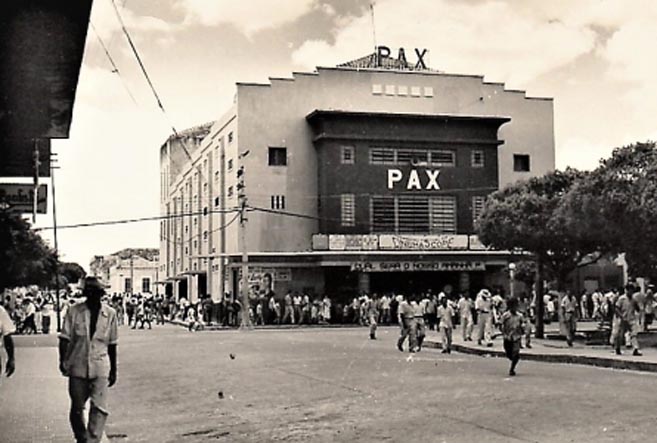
[500, 298, 524, 376]
[612, 284, 642, 356]
[0, 302, 16, 377]
[59, 277, 119, 443]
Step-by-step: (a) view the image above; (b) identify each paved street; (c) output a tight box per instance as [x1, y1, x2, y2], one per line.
[1, 325, 656, 443]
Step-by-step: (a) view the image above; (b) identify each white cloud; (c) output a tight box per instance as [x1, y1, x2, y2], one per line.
[89, 0, 177, 41]
[178, 0, 317, 36]
[292, 0, 597, 87]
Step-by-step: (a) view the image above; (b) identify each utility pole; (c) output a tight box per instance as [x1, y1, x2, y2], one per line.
[236, 156, 251, 329]
[130, 255, 134, 295]
[51, 163, 62, 331]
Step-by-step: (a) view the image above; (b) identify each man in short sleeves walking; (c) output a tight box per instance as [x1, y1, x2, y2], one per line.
[59, 277, 119, 443]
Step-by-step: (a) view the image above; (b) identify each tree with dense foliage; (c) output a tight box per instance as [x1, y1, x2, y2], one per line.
[560, 141, 657, 281]
[0, 213, 58, 291]
[476, 168, 590, 338]
[59, 262, 87, 286]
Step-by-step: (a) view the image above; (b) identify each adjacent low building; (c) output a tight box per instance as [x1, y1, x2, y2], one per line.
[159, 49, 555, 303]
[90, 248, 160, 295]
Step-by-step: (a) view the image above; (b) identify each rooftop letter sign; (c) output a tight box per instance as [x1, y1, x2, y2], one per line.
[376, 46, 428, 70]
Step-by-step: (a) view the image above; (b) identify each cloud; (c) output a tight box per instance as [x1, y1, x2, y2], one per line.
[89, 0, 177, 41]
[292, 0, 597, 87]
[178, 0, 317, 36]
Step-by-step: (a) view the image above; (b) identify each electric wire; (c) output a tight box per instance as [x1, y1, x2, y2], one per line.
[89, 21, 139, 105]
[33, 207, 240, 232]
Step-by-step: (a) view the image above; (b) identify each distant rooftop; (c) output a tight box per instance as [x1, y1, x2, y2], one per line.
[165, 121, 214, 144]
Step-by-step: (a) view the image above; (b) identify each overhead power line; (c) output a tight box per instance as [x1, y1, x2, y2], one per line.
[89, 21, 139, 105]
[34, 207, 240, 232]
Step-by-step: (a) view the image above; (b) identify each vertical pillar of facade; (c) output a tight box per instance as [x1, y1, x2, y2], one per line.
[358, 272, 371, 294]
[189, 275, 198, 303]
[459, 272, 470, 293]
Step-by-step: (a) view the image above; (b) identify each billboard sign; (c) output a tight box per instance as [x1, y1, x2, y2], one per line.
[0, 183, 47, 214]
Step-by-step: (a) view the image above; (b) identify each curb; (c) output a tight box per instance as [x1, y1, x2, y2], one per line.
[424, 340, 657, 373]
[166, 319, 382, 331]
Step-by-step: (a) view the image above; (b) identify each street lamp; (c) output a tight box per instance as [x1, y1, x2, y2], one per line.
[508, 262, 516, 299]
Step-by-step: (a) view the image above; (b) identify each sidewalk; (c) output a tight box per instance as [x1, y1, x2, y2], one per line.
[424, 325, 657, 373]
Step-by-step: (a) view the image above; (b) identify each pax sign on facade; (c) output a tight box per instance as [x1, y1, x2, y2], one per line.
[387, 169, 440, 190]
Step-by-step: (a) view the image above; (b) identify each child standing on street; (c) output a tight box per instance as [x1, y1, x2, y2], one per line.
[437, 297, 454, 353]
[500, 298, 524, 376]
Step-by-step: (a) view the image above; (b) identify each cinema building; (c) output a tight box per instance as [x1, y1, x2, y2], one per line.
[158, 51, 555, 303]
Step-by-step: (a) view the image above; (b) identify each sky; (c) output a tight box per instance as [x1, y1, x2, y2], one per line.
[27, 0, 657, 270]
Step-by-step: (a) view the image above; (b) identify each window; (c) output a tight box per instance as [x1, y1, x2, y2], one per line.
[228, 186, 233, 197]
[370, 196, 396, 233]
[471, 150, 485, 168]
[203, 207, 208, 216]
[142, 278, 151, 293]
[185, 225, 189, 233]
[429, 150, 456, 167]
[397, 149, 428, 165]
[341, 146, 355, 164]
[124, 278, 132, 293]
[398, 196, 429, 233]
[397, 85, 408, 96]
[472, 196, 486, 222]
[370, 147, 395, 165]
[430, 196, 457, 234]
[341, 194, 355, 227]
[423, 86, 434, 97]
[268, 147, 287, 166]
[385, 85, 395, 95]
[214, 196, 220, 207]
[227, 159, 233, 171]
[228, 132, 234, 143]
[410, 86, 422, 97]
[372, 84, 383, 94]
[271, 195, 286, 210]
[185, 247, 189, 255]
[514, 154, 530, 172]
[214, 171, 219, 182]
[203, 231, 208, 241]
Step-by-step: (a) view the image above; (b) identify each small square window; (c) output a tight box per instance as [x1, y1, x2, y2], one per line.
[471, 150, 484, 168]
[472, 196, 486, 222]
[341, 146, 355, 164]
[228, 186, 234, 197]
[228, 132, 234, 143]
[270, 195, 286, 210]
[513, 154, 531, 172]
[214, 196, 220, 207]
[385, 85, 395, 95]
[372, 84, 383, 94]
[423, 86, 434, 97]
[397, 85, 408, 96]
[410, 86, 421, 97]
[227, 159, 233, 171]
[268, 147, 287, 166]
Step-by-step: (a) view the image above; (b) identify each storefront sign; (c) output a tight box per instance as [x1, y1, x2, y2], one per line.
[0, 183, 47, 213]
[328, 234, 346, 250]
[350, 261, 486, 272]
[387, 169, 440, 190]
[379, 234, 468, 250]
[244, 267, 291, 283]
[345, 235, 378, 250]
[312, 234, 329, 250]
[468, 235, 489, 250]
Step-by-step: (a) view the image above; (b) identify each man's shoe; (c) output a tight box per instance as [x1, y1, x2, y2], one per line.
[509, 370, 516, 377]
[477, 340, 482, 346]
[397, 343, 404, 352]
[615, 349, 622, 355]
[441, 349, 448, 354]
[487, 343, 493, 348]
[526, 344, 532, 349]
[370, 335, 376, 340]
[633, 349, 643, 356]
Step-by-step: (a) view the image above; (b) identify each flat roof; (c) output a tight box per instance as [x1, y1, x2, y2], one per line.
[306, 109, 511, 124]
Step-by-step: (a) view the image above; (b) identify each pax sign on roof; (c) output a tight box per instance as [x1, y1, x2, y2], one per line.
[377, 46, 428, 70]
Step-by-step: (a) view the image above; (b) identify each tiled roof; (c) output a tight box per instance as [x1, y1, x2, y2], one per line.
[337, 52, 438, 72]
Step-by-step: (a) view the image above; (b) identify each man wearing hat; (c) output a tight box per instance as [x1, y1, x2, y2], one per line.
[59, 276, 119, 443]
[475, 289, 493, 347]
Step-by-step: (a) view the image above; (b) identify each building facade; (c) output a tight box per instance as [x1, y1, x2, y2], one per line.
[159, 50, 555, 302]
[90, 248, 160, 295]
